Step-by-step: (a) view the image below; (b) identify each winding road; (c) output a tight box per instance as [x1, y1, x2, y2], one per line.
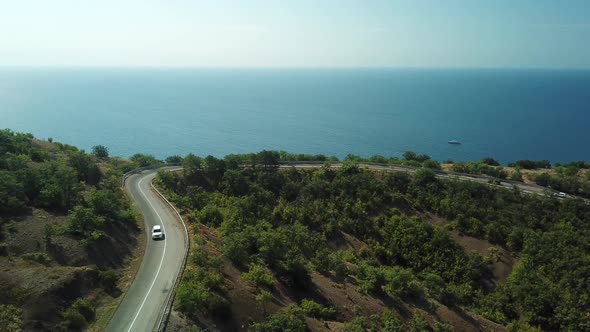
[281, 162, 580, 198]
[107, 169, 187, 332]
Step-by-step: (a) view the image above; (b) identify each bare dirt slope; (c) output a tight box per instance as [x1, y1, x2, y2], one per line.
[167, 224, 507, 332]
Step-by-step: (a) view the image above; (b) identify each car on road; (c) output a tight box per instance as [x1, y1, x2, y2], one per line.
[152, 225, 164, 240]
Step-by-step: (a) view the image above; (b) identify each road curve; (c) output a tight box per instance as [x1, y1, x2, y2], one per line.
[107, 170, 187, 332]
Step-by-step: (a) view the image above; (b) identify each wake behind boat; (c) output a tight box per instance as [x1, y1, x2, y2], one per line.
[448, 140, 461, 145]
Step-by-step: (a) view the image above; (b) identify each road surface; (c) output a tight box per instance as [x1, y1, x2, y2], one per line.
[107, 170, 187, 332]
[281, 163, 577, 199]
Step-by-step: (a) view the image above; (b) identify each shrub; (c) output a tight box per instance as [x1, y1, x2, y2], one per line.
[190, 247, 222, 269]
[130, 153, 161, 167]
[250, 312, 306, 332]
[98, 270, 119, 292]
[423, 159, 441, 170]
[91, 145, 109, 159]
[383, 267, 423, 299]
[0, 304, 22, 331]
[312, 248, 348, 278]
[298, 299, 336, 320]
[165, 155, 184, 164]
[406, 311, 430, 331]
[434, 321, 454, 332]
[22, 252, 51, 265]
[482, 157, 500, 166]
[194, 268, 224, 291]
[420, 272, 447, 301]
[0, 171, 27, 213]
[243, 264, 274, 288]
[510, 160, 551, 170]
[66, 206, 105, 236]
[355, 261, 385, 294]
[70, 298, 94, 322]
[343, 310, 404, 331]
[63, 298, 95, 329]
[255, 290, 273, 315]
[196, 205, 224, 226]
[63, 309, 87, 330]
[176, 280, 210, 314]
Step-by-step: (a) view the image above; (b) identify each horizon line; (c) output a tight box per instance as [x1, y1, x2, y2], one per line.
[1, 64, 589, 71]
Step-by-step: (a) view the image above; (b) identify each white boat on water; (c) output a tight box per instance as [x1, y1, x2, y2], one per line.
[448, 140, 461, 145]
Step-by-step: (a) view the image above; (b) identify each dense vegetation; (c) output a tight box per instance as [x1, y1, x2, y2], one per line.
[0, 129, 139, 331]
[534, 163, 590, 197]
[3, 128, 589, 331]
[158, 151, 590, 331]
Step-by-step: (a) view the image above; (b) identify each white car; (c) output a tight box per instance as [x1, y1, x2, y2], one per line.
[152, 225, 164, 240]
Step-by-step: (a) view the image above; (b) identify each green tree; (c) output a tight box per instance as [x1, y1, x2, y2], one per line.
[91, 145, 109, 159]
[195, 205, 224, 226]
[68, 150, 102, 185]
[250, 312, 306, 332]
[482, 157, 500, 166]
[176, 280, 210, 314]
[243, 264, 274, 288]
[298, 299, 336, 320]
[2, 153, 30, 171]
[183, 153, 202, 170]
[67, 206, 105, 236]
[403, 151, 417, 161]
[62, 298, 95, 330]
[165, 155, 183, 164]
[221, 169, 250, 196]
[383, 267, 423, 299]
[88, 189, 124, 223]
[257, 150, 280, 170]
[256, 290, 273, 317]
[39, 162, 81, 210]
[203, 155, 226, 184]
[130, 153, 161, 167]
[0, 171, 27, 213]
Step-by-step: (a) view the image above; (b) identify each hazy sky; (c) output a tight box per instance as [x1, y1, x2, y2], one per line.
[1, 0, 589, 68]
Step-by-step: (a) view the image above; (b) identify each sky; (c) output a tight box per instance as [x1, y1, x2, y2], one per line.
[0, 0, 589, 68]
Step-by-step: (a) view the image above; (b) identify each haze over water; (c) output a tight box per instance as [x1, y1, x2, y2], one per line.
[1, 68, 589, 164]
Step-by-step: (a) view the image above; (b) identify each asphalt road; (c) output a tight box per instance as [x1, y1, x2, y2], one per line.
[281, 163, 584, 200]
[107, 170, 187, 332]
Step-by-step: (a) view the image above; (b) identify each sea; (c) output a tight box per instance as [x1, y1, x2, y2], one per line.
[1, 68, 589, 164]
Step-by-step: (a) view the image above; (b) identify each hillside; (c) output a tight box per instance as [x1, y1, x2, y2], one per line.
[0, 129, 143, 331]
[156, 152, 590, 332]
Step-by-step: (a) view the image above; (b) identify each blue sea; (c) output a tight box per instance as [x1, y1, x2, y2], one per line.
[1, 68, 589, 164]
